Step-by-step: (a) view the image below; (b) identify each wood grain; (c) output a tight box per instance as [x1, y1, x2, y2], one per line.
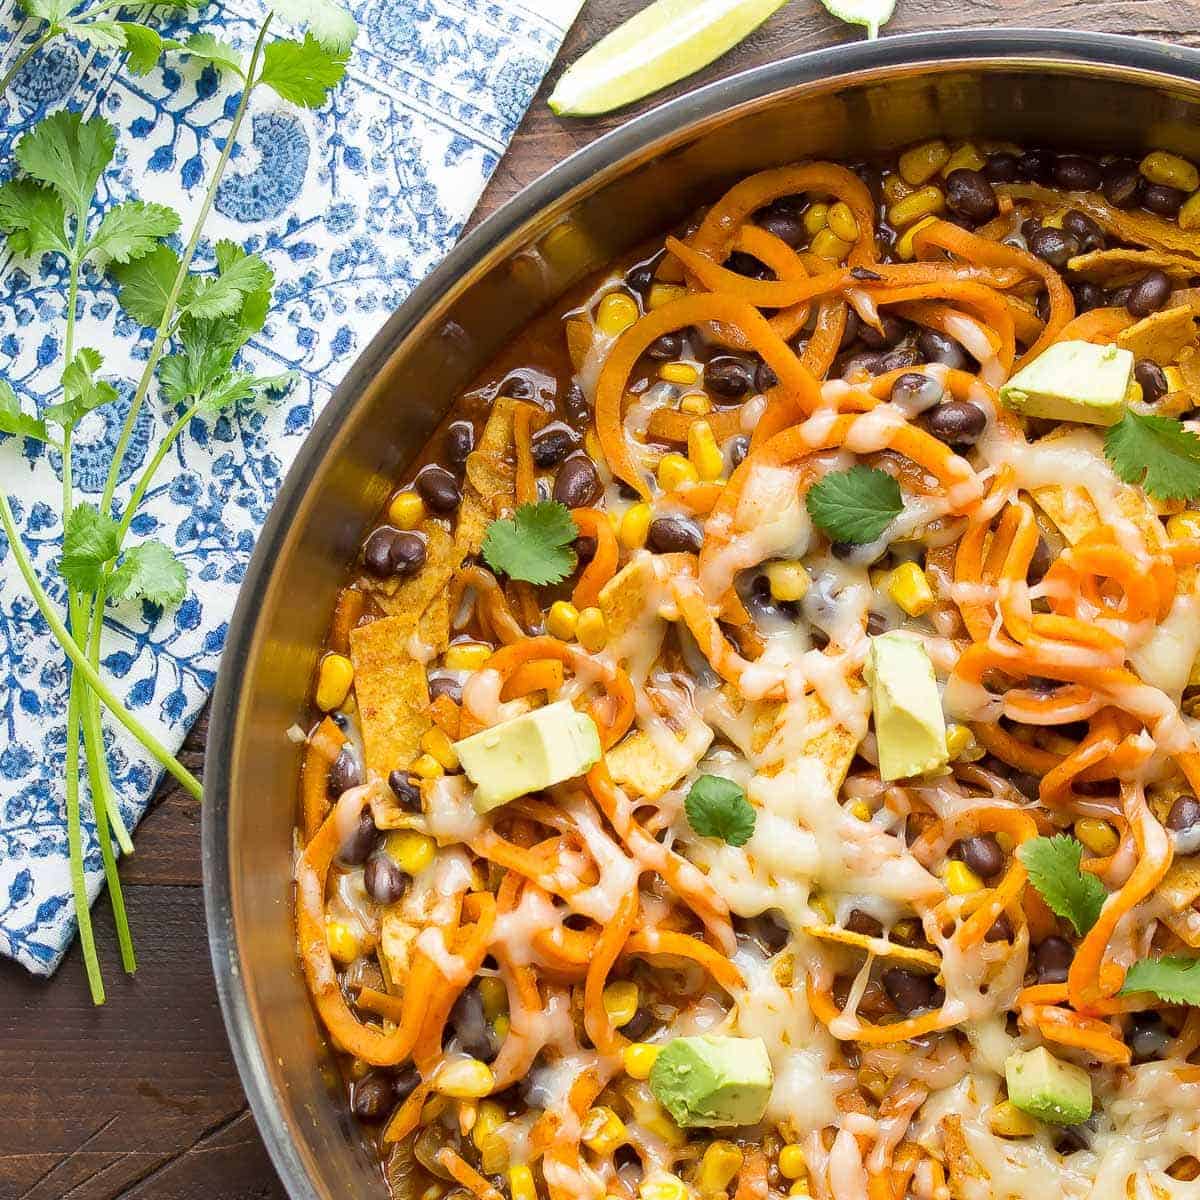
[0, 1, 1191, 1195]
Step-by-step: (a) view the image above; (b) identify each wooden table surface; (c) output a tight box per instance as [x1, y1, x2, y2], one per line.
[3, 1, 1199, 1197]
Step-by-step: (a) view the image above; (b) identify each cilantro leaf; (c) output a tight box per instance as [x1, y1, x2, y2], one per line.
[0, 179, 69, 258]
[112, 243, 182, 328]
[259, 34, 349, 107]
[271, 0, 358, 52]
[88, 200, 181, 265]
[1104, 409, 1200, 501]
[109, 540, 187, 606]
[685, 775, 756, 847]
[1017, 835, 1107, 936]
[1119, 955, 1200, 1004]
[178, 31, 245, 77]
[117, 22, 169, 76]
[196, 370, 295, 415]
[44, 348, 118, 429]
[64, 17, 125, 52]
[60, 502, 121, 591]
[0, 379, 50, 442]
[482, 501, 578, 586]
[183, 244, 273, 320]
[16, 111, 115, 216]
[17, 0, 75, 19]
[806, 465, 903, 544]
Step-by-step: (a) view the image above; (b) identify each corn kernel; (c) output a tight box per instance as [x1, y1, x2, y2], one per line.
[803, 202, 829, 235]
[619, 503, 652, 551]
[886, 561, 935, 617]
[509, 1164, 538, 1200]
[899, 139, 950, 186]
[325, 918, 359, 964]
[810, 893, 835, 922]
[577, 607, 607, 652]
[622, 1042, 661, 1079]
[421, 727, 459, 771]
[1140, 150, 1200, 194]
[827, 201, 859, 243]
[687, 419, 724, 481]
[639, 1174, 688, 1200]
[602, 980, 639, 1027]
[581, 1106, 627, 1154]
[597, 291, 639, 337]
[698, 1142, 743, 1192]
[778, 1143, 807, 1179]
[810, 227, 852, 261]
[895, 214, 938, 261]
[410, 753, 443, 780]
[445, 642, 491, 670]
[647, 283, 686, 310]
[860, 1065, 889, 1101]
[479, 976, 508, 1019]
[788, 1181, 811, 1197]
[989, 1100, 1039, 1138]
[1167, 511, 1200, 541]
[848, 799, 872, 822]
[316, 653, 354, 712]
[882, 174, 913, 204]
[387, 490, 425, 530]
[385, 829, 437, 874]
[659, 361, 698, 385]
[1166, 366, 1186, 393]
[892, 918, 919, 942]
[679, 392, 711, 415]
[479, 1131, 509, 1175]
[943, 142, 986, 176]
[657, 452, 699, 491]
[546, 600, 580, 641]
[765, 560, 810, 603]
[472, 1100, 505, 1150]
[493, 1014, 511, 1040]
[889, 185, 946, 229]
[1075, 817, 1119, 857]
[436, 1057, 495, 1098]
[1180, 191, 1200, 231]
[945, 723, 976, 761]
[945, 860, 984, 895]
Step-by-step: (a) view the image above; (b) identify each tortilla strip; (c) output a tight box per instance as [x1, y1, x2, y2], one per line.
[607, 719, 714, 801]
[1116, 304, 1197, 364]
[373, 524, 455, 619]
[1067, 248, 1200, 285]
[753, 679, 863, 799]
[806, 923, 940, 972]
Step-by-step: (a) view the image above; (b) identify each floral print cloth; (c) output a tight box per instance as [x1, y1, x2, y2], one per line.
[0, 0, 584, 974]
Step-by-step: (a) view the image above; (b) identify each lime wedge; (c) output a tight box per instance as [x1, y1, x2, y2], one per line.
[548, 0, 790, 118]
[820, 0, 896, 38]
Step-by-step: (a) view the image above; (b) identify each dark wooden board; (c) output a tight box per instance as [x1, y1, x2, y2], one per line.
[1, 1, 1194, 1194]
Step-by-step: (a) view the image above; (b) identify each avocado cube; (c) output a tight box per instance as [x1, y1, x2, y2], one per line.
[865, 632, 948, 781]
[1005, 1045, 1093, 1126]
[649, 1035, 773, 1128]
[998, 340, 1134, 426]
[453, 700, 601, 813]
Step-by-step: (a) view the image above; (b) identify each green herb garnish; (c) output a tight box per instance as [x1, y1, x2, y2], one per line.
[1120, 955, 1200, 1004]
[1104, 409, 1200, 501]
[806, 465, 903, 544]
[685, 775, 756, 847]
[1017, 835, 1107, 936]
[483, 501, 579, 586]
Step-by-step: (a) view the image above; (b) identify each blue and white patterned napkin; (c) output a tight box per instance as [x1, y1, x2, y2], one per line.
[0, 0, 584, 974]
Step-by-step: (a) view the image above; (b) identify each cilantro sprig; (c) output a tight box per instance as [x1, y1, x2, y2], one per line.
[483, 502, 579, 586]
[1104, 409, 1200, 502]
[685, 775, 756, 847]
[1120, 955, 1200, 1004]
[806, 465, 903, 544]
[1017, 835, 1107, 936]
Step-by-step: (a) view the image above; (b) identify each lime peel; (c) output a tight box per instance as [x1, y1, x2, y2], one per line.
[820, 0, 896, 38]
[548, 0, 789, 118]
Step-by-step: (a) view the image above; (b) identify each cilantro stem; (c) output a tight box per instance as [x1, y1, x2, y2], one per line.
[0, 490, 203, 800]
[0, 29, 55, 102]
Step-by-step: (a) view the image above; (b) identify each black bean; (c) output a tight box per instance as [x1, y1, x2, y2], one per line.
[1021, 216, 1043, 240]
[352, 1073, 395, 1121]
[705, 357, 757, 397]
[504, 375, 536, 400]
[388, 770, 422, 811]
[880, 347, 920, 373]
[365, 854, 406, 905]
[390, 531, 427, 577]
[444, 421, 474, 467]
[1055, 1127, 1090, 1155]
[859, 315, 906, 351]
[1130, 1013, 1169, 1062]
[1053, 155, 1103, 191]
[1167, 794, 1200, 831]
[1071, 281, 1107, 313]
[1035, 935, 1074, 984]
[531, 425, 577, 469]
[1107, 285, 1133, 309]
[1017, 149, 1054, 183]
[756, 209, 805, 247]
[1134, 359, 1168, 404]
[866, 610, 888, 635]
[1062, 209, 1106, 251]
[840, 308, 862, 348]
[363, 528, 399, 577]
[1028, 226, 1081, 268]
[1009, 770, 1042, 800]
[1126, 269, 1172, 317]
[1103, 165, 1143, 209]
[428, 675, 463, 704]
[645, 332, 683, 361]
[626, 263, 655, 293]
[926, 401, 987, 446]
[845, 909, 883, 937]
[564, 381, 588, 425]
[575, 534, 597, 564]
[726, 250, 771, 280]
[955, 834, 1005, 880]
[984, 152, 1019, 183]
[416, 465, 462, 514]
[840, 351, 884, 379]
[616, 479, 641, 500]
[882, 968, 936, 1014]
[730, 435, 750, 468]
[945, 168, 998, 223]
[393, 1065, 421, 1103]
[552, 454, 601, 508]
[917, 328, 968, 369]
[756, 359, 778, 392]
[985, 913, 1014, 943]
[327, 747, 360, 797]
[621, 1007, 656, 1041]
[340, 809, 378, 866]
[449, 986, 497, 1062]
[1144, 183, 1186, 216]
[1027, 536, 1052, 583]
[891, 371, 944, 413]
[647, 516, 703, 554]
